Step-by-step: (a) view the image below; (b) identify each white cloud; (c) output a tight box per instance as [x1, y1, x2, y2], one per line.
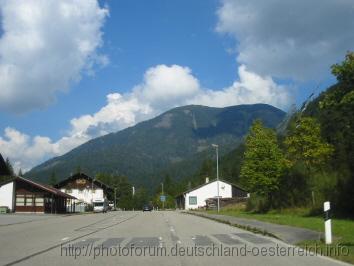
[136, 64, 200, 108]
[0, 0, 108, 113]
[187, 65, 289, 109]
[0, 64, 291, 172]
[216, 0, 354, 80]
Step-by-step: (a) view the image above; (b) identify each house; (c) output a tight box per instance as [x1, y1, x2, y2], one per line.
[54, 173, 113, 206]
[175, 178, 248, 210]
[0, 176, 76, 213]
[0, 153, 76, 213]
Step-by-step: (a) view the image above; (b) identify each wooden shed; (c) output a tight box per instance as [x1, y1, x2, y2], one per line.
[0, 176, 76, 214]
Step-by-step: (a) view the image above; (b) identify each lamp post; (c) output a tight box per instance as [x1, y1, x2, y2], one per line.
[212, 144, 220, 212]
[91, 177, 94, 204]
[114, 187, 117, 210]
[161, 182, 164, 210]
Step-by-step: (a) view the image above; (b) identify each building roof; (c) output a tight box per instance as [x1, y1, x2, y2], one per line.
[54, 172, 113, 192]
[176, 178, 247, 198]
[0, 176, 76, 199]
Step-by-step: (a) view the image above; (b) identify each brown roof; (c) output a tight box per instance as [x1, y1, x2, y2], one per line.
[0, 176, 76, 199]
[55, 172, 113, 192]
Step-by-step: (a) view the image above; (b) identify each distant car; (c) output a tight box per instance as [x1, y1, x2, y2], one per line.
[143, 204, 153, 212]
[108, 202, 115, 211]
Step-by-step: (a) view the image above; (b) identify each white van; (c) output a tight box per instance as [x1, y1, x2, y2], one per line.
[93, 198, 108, 213]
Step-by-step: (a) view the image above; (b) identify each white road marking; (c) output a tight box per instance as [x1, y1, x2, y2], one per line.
[61, 237, 70, 241]
[158, 236, 162, 241]
[177, 240, 182, 244]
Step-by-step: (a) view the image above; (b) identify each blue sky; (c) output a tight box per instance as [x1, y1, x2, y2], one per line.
[0, 0, 353, 171]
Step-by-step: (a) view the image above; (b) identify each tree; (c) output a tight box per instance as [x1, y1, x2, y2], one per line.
[331, 51, 354, 85]
[321, 52, 354, 109]
[318, 52, 354, 216]
[240, 120, 288, 201]
[284, 117, 333, 171]
[76, 165, 82, 174]
[5, 158, 14, 176]
[49, 171, 58, 186]
[197, 159, 214, 183]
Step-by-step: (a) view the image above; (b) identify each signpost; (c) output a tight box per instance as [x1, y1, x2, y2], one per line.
[324, 201, 332, 244]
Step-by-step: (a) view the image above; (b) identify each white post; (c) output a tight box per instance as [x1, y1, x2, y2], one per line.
[212, 144, 220, 213]
[324, 201, 332, 244]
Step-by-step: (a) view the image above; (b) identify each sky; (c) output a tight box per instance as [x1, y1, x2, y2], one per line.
[0, 0, 353, 172]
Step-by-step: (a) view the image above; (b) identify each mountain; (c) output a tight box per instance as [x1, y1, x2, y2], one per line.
[25, 104, 285, 188]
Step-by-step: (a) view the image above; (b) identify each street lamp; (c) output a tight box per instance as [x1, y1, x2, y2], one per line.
[161, 182, 164, 210]
[114, 187, 117, 210]
[212, 144, 220, 212]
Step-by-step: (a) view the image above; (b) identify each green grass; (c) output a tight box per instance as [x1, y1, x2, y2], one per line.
[206, 208, 354, 264]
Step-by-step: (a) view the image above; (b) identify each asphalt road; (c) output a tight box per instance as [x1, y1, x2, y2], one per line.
[0, 211, 348, 266]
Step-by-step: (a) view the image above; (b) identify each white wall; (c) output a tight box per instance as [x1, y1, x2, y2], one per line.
[185, 180, 232, 210]
[60, 188, 104, 204]
[0, 181, 14, 211]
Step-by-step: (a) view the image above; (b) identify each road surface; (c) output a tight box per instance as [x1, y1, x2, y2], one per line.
[0, 211, 348, 266]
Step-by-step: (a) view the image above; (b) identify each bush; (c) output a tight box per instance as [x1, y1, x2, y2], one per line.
[246, 194, 270, 213]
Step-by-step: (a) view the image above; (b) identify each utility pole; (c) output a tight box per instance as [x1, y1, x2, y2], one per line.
[91, 177, 94, 207]
[132, 186, 135, 211]
[212, 144, 220, 213]
[161, 182, 164, 210]
[114, 187, 117, 210]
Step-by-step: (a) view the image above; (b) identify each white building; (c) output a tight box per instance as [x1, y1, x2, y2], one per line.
[55, 173, 112, 205]
[176, 178, 248, 210]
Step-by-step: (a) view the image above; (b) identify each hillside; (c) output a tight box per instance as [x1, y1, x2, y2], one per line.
[25, 104, 285, 188]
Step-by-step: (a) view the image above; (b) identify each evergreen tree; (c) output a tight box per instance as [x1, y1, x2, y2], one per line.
[5, 158, 14, 176]
[49, 171, 58, 186]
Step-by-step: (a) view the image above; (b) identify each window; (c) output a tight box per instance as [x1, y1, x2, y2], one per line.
[35, 197, 44, 207]
[189, 196, 197, 205]
[25, 195, 33, 206]
[65, 189, 72, 194]
[16, 195, 25, 206]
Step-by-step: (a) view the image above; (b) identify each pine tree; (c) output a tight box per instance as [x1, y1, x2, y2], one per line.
[5, 158, 14, 176]
[49, 171, 58, 186]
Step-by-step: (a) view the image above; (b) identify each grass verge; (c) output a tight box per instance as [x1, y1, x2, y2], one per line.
[205, 208, 354, 264]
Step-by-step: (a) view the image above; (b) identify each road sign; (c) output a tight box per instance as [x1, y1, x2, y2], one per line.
[160, 195, 166, 202]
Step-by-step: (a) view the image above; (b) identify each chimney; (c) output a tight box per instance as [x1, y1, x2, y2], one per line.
[205, 177, 209, 184]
